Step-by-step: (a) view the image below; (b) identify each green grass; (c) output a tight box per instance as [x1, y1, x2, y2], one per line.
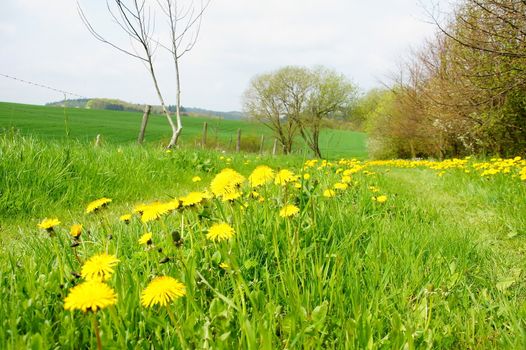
[0, 102, 367, 159]
[1, 134, 525, 349]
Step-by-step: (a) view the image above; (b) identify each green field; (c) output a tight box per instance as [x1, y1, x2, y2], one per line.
[1, 133, 525, 349]
[0, 102, 367, 159]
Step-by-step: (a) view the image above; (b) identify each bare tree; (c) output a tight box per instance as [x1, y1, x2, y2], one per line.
[77, 0, 210, 148]
[156, 0, 211, 146]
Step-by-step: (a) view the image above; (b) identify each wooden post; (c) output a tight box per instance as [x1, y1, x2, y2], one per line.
[137, 105, 151, 144]
[202, 122, 208, 148]
[259, 135, 265, 155]
[272, 138, 278, 156]
[95, 134, 101, 147]
[236, 129, 241, 152]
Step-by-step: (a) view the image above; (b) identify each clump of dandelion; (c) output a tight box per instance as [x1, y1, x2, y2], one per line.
[279, 204, 300, 218]
[140, 201, 175, 223]
[274, 169, 296, 186]
[334, 182, 348, 191]
[342, 175, 352, 183]
[70, 224, 83, 239]
[210, 168, 245, 201]
[81, 253, 120, 282]
[323, 189, 336, 198]
[373, 195, 388, 203]
[192, 176, 202, 182]
[180, 192, 204, 207]
[38, 218, 60, 234]
[86, 198, 112, 214]
[206, 222, 235, 242]
[139, 232, 153, 246]
[249, 165, 275, 187]
[141, 276, 186, 308]
[64, 280, 117, 312]
[303, 173, 311, 180]
[64, 280, 117, 350]
[119, 214, 132, 224]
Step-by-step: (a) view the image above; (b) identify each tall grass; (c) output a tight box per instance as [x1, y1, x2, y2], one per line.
[0, 134, 525, 349]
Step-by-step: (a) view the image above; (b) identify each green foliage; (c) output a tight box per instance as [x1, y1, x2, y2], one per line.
[364, 0, 526, 158]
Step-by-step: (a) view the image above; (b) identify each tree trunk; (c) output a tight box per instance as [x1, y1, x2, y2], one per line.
[146, 56, 179, 149]
[168, 54, 183, 148]
[137, 105, 151, 144]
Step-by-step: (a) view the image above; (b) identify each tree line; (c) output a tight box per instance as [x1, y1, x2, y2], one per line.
[353, 0, 526, 159]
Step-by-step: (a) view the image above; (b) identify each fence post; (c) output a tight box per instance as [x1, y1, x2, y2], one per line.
[202, 122, 208, 149]
[95, 134, 101, 147]
[272, 139, 278, 156]
[259, 135, 265, 155]
[236, 129, 241, 152]
[137, 105, 151, 144]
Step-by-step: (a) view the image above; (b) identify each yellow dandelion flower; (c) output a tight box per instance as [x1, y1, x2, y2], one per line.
[373, 195, 388, 203]
[323, 189, 336, 198]
[38, 218, 61, 231]
[248, 165, 275, 187]
[279, 204, 300, 218]
[206, 222, 235, 242]
[334, 182, 348, 191]
[119, 214, 132, 223]
[192, 176, 202, 182]
[221, 190, 243, 202]
[274, 169, 296, 185]
[342, 175, 352, 183]
[86, 198, 112, 214]
[180, 192, 204, 207]
[81, 253, 120, 282]
[303, 173, 311, 180]
[138, 232, 153, 245]
[70, 224, 83, 239]
[141, 276, 186, 308]
[140, 201, 175, 223]
[64, 280, 117, 312]
[219, 262, 230, 270]
[294, 182, 302, 189]
[210, 168, 245, 200]
[133, 203, 148, 214]
[369, 186, 380, 193]
[165, 199, 180, 211]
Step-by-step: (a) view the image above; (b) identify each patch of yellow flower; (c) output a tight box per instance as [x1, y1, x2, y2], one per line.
[86, 197, 112, 214]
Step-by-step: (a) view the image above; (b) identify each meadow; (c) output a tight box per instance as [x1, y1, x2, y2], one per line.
[1, 129, 525, 349]
[0, 102, 367, 159]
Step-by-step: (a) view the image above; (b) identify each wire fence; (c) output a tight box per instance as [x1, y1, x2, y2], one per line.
[0, 73, 86, 99]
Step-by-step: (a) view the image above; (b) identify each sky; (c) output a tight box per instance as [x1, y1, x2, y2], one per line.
[0, 0, 455, 112]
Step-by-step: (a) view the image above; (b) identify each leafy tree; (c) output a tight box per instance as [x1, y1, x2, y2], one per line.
[243, 66, 356, 157]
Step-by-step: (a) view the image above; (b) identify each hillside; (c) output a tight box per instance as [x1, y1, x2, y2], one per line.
[45, 98, 245, 120]
[0, 102, 367, 159]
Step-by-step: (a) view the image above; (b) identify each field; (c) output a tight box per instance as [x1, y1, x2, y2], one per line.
[0, 102, 367, 159]
[1, 130, 525, 349]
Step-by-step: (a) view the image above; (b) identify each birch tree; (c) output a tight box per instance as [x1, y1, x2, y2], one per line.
[77, 0, 210, 148]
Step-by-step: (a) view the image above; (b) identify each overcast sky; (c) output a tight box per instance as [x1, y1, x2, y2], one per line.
[0, 0, 455, 111]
